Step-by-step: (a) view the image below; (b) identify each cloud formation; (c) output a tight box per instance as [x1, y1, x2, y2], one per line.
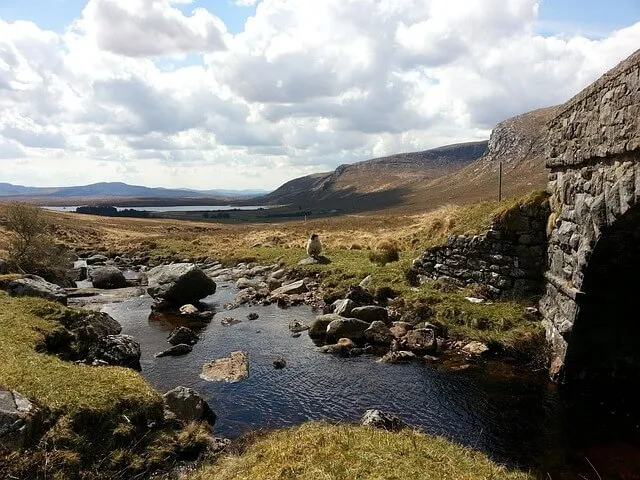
[0, 0, 639, 189]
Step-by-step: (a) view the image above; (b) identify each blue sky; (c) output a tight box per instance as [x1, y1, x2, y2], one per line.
[0, 0, 256, 33]
[1, 0, 638, 38]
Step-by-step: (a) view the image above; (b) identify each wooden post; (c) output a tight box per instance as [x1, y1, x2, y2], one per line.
[498, 161, 503, 202]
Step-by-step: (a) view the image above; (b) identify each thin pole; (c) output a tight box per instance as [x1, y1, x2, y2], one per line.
[498, 161, 503, 202]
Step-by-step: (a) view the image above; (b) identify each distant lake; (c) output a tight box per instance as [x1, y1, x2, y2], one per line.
[43, 205, 266, 213]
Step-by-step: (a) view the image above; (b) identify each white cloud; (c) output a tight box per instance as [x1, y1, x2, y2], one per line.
[76, 0, 228, 57]
[0, 1, 639, 189]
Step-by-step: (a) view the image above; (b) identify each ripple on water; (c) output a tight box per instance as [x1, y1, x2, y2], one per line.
[100, 282, 632, 478]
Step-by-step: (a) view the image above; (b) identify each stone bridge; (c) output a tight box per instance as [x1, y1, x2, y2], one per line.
[540, 49, 640, 387]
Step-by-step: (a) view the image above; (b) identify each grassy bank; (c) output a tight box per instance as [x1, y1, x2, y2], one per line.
[0, 292, 212, 479]
[189, 422, 534, 480]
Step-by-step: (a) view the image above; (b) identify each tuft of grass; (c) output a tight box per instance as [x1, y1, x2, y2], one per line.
[188, 422, 534, 480]
[368, 240, 400, 266]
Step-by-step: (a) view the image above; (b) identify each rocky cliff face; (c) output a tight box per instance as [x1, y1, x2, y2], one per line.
[475, 106, 558, 174]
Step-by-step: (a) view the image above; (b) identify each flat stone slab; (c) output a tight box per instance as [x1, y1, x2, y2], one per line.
[201, 351, 249, 383]
[298, 256, 331, 265]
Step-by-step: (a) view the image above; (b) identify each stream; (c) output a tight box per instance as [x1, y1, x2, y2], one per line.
[100, 281, 640, 480]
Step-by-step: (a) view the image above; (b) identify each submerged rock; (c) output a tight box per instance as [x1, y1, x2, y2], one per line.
[155, 344, 193, 358]
[360, 409, 407, 432]
[89, 266, 127, 289]
[288, 319, 309, 333]
[247, 312, 259, 320]
[273, 357, 287, 369]
[378, 351, 417, 364]
[201, 351, 249, 383]
[5, 275, 67, 305]
[147, 263, 216, 306]
[163, 386, 216, 426]
[95, 334, 142, 370]
[168, 326, 199, 346]
[221, 317, 242, 326]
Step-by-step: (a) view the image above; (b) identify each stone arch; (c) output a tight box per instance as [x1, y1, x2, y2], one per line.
[541, 157, 640, 381]
[563, 200, 640, 388]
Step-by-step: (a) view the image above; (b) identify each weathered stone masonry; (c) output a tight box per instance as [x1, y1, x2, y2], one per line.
[541, 49, 640, 379]
[411, 198, 549, 299]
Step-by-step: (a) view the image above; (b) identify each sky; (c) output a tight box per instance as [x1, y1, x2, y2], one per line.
[0, 1, 639, 190]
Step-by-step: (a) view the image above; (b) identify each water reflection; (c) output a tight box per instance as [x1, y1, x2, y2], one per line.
[100, 283, 640, 479]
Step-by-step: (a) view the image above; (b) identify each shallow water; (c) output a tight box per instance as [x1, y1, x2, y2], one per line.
[102, 283, 640, 479]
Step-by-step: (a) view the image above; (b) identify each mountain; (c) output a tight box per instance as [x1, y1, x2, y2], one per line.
[403, 106, 558, 208]
[255, 141, 489, 211]
[0, 182, 268, 202]
[256, 106, 557, 214]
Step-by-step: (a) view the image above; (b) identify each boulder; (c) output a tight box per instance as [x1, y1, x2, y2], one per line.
[89, 266, 127, 289]
[147, 263, 216, 306]
[351, 306, 389, 324]
[236, 278, 267, 290]
[378, 351, 417, 364]
[360, 409, 407, 432]
[178, 305, 215, 322]
[400, 328, 437, 355]
[364, 321, 394, 345]
[271, 280, 308, 296]
[0, 390, 39, 452]
[5, 275, 67, 305]
[319, 338, 356, 354]
[325, 318, 370, 342]
[95, 335, 142, 370]
[86, 254, 108, 265]
[389, 322, 413, 339]
[179, 304, 199, 315]
[155, 344, 193, 358]
[59, 311, 122, 338]
[289, 320, 309, 333]
[345, 285, 374, 306]
[334, 299, 356, 316]
[247, 312, 259, 320]
[462, 341, 490, 357]
[163, 386, 216, 426]
[201, 351, 249, 383]
[308, 314, 342, 337]
[267, 278, 282, 290]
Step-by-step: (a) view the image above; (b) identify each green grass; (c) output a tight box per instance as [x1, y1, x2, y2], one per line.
[0, 291, 214, 479]
[189, 422, 534, 480]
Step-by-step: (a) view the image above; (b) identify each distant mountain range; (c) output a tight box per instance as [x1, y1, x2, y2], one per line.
[0, 182, 269, 200]
[253, 141, 489, 211]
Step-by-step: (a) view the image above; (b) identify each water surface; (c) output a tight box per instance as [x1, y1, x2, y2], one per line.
[102, 283, 640, 479]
